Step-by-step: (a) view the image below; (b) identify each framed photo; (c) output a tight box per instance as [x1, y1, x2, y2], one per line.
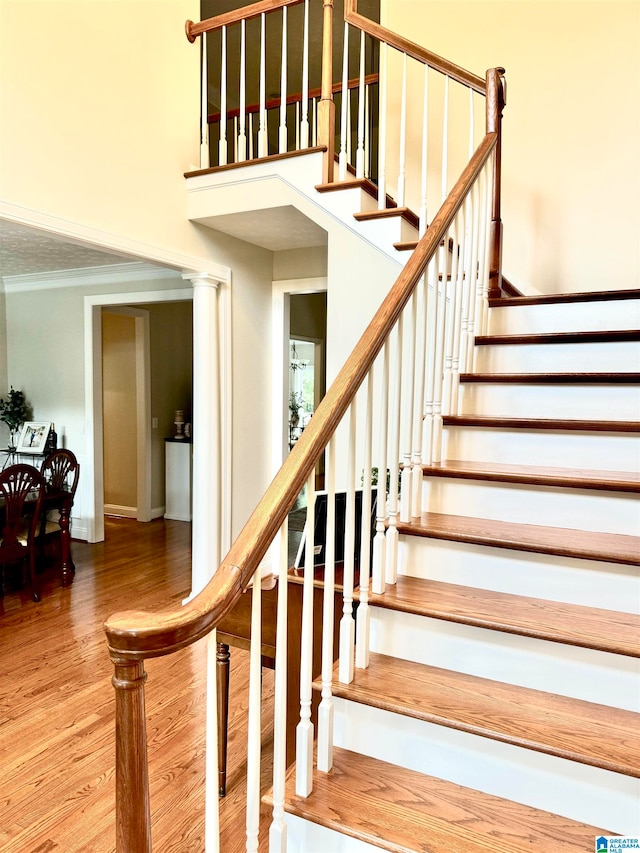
[17, 421, 51, 454]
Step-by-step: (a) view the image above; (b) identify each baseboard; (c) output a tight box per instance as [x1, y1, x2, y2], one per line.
[104, 504, 137, 519]
[151, 506, 166, 520]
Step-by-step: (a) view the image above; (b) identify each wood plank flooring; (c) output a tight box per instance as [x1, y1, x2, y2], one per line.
[0, 517, 272, 853]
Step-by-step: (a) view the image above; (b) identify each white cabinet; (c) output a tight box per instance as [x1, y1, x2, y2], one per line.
[164, 439, 192, 522]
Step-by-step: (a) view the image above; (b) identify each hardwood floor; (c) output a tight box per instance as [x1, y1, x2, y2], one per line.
[0, 517, 273, 853]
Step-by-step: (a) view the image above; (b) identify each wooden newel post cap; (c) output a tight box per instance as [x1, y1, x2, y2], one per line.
[185, 20, 197, 43]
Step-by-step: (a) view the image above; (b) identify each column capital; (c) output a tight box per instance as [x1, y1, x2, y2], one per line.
[182, 271, 223, 289]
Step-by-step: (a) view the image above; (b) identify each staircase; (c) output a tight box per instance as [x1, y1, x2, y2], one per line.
[266, 289, 640, 851]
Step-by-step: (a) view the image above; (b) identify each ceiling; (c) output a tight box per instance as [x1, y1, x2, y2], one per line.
[0, 220, 133, 282]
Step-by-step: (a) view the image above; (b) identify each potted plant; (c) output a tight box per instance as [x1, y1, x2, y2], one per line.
[0, 387, 30, 450]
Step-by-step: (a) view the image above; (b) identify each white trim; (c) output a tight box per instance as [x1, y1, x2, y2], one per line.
[0, 200, 232, 283]
[104, 504, 138, 519]
[3, 262, 180, 293]
[151, 506, 166, 520]
[272, 277, 327, 476]
[85, 288, 194, 543]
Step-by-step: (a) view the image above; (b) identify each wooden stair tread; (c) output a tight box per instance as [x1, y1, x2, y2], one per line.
[316, 653, 639, 777]
[443, 414, 640, 432]
[183, 146, 325, 178]
[367, 573, 640, 657]
[422, 459, 640, 492]
[489, 288, 640, 308]
[267, 747, 613, 852]
[397, 510, 640, 566]
[476, 329, 640, 345]
[315, 178, 398, 208]
[354, 206, 420, 229]
[460, 371, 640, 384]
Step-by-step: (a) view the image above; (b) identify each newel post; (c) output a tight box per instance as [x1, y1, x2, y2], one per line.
[486, 67, 506, 300]
[112, 656, 152, 853]
[317, 0, 335, 183]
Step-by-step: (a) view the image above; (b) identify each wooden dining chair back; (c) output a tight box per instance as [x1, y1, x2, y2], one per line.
[0, 464, 45, 602]
[41, 449, 80, 499]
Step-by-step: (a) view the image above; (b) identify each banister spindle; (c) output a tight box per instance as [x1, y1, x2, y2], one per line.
[219, 26, 228, 166]
[355, 29, 366, 178]
[338, 23, 349, 180]
[339, 402, 357, 685]
[411, 274, 428, 518]
[205, 633, 220, 852]
[399, 291, 416, 522]
[317, 0, 335, 181]
[258, 13, 267, 157]
[397, 52, 407, 207]
[422, 253, 440, 469]
[200, 32, 210, 169]
[356, 371, 373, 666]
[377, 42, 388, 210]
[317, 436, 336, 773]
[300, 0, 310, 149]
[237, 20, 247, 162]
[449, 209, 466, 416]
[372, 344, 389, 594]
[441, 74, 449, 202]
[279, 7, 288, 154]
[112, 657, 152, 853]
[386, 316, 402, 585]
[268, 521, 289, 851]
[419, 63, 429, 235]
[246, 571, 262, 853]
[296, 471, 316, 797]
[431, 239, 449, 464]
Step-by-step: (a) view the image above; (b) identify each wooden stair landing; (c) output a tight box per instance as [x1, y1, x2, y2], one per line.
[316, 653, 640, 777]
[266, 748, 614, 853]
[397, 511, 640, 566]
[421, 459, 640, 492]
[367, 574, 640, 657]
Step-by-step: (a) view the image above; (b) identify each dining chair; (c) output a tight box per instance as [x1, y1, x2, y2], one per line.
[39, 449, 80, 573]
[0, 464, 45, 602]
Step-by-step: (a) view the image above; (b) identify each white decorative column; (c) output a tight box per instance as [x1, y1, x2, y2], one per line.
[183, 272, 224, 599]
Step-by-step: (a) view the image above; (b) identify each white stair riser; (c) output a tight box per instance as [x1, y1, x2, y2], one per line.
[368, 606, 639, 711]
[420, 477, 640, 535]
[357, 215, 419, 248]
[473, 340, 640, 372]
[333, 699, 640, 836]
[442, 425, 640, 471]
[488, 299, 640, 335]
[458, 382, 640, 420]
[395, 535, 640, 613]
[284, 812, 377, 853]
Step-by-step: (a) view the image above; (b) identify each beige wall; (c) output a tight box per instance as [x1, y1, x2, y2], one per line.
[0, 0, 227, 269]
[381, 1, 640, 294]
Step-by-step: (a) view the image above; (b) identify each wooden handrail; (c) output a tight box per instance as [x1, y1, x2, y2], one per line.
[104, 130, 497, 662]
[344, 0, 486, 93]
[208, 73, 379, 124]
[186, 0, 304, 42]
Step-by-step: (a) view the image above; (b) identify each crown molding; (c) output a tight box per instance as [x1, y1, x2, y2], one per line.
[3, 262, 183, 293]
[0, 200, 231, 285]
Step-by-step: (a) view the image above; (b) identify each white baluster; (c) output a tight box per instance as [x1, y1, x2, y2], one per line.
[356, 30, 366, 179]
[419, 63, 429, 235]
[317, 437, 336, 773]
[300, 0, 310, 148]
[295, 101, 300, 151]
[237, 20, 247, 162]
[279, 7, 288, 154]
[248, 111, 254, 160]
[478, 167, 491, 336]
[296, 472, 315, 796]
[200, 32, 210, 169]
[432, 242, 449, 464]
[372, 345, 389, 593]
[450, 208, 466, 415]
[338, 403, 356, 685]
[468, 85, 475, 159]
[338, 22, 349, 180]
[219, 26, 228, 166]
[233, 116, 238, 163]
[312, 96, 317, 146]
[377, 42, 387, 210]
[422, 256, 439, 469]
[245, 570, 261, 852]
[386, 316, 402, 585]
[356, 372, 373, 667]
[258, 13, 268, 157]
[411, 274, 428, 517]
[467, 182, 481, 372]
[204, 630, 220, 853]
[364, 80, 370, 179]
[441, 74, 449, 202]
[399, 291, 415, 522]
[397, 52, 407, 207]
[459, 192, 474, 378]
[269, 522, 289, 851]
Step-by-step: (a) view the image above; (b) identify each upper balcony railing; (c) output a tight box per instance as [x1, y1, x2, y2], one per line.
[105, 4, 506, 851]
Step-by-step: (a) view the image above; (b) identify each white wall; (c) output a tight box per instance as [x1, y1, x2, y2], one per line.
[381, 0, 640, 294]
